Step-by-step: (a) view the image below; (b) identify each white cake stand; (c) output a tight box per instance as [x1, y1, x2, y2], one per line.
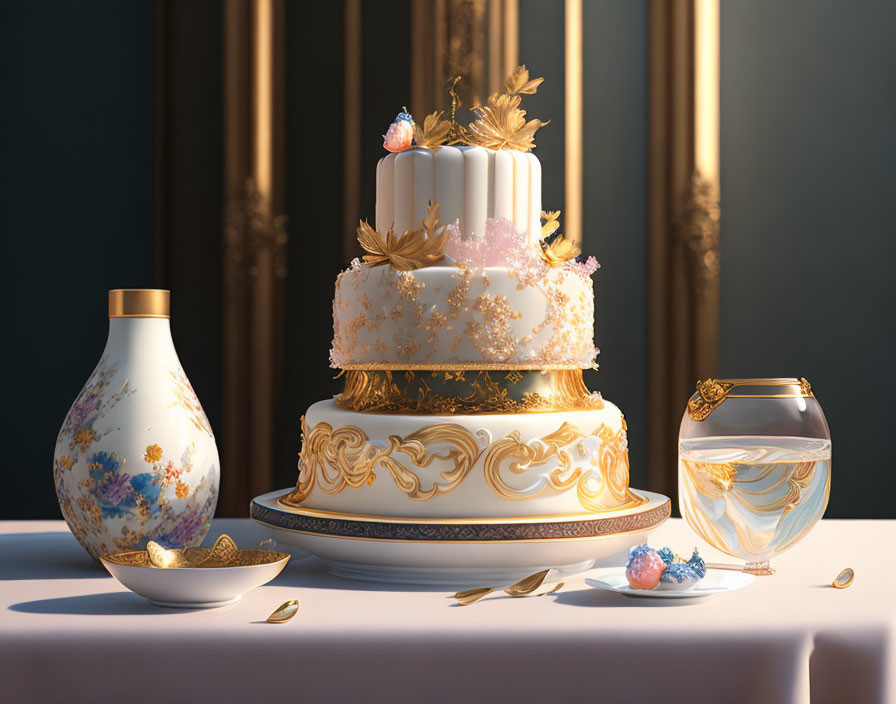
[251, 489, 670, 587]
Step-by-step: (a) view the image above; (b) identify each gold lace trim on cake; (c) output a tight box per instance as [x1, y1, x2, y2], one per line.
[334, 369, 604, 414]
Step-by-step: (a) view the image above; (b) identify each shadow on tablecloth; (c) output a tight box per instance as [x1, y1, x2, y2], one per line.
[8, 592, 213, 616]
[0, 532, 102, 580]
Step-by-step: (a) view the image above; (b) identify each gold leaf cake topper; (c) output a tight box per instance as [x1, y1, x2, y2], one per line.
[466, 65, 548, 151]
[357, 201, 447, 271]
[386, 67, 548, 152]
[414, 111, 452, 150]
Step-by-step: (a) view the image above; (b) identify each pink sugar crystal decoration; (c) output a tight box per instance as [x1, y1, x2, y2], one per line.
[445, 218, 600, 280]
[444, 218, 531, 268]
[565, 255, 600, 277]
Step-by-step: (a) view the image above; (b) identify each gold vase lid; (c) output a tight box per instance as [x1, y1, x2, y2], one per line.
[108, 289, 170, 318]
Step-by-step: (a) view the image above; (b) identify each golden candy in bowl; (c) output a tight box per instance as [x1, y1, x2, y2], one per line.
[100, 535, 291, 608]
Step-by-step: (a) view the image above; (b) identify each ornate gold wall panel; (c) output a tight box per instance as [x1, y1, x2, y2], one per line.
[647, 0, 720, 505]
[410, 0, 489, 117]
[564, 0, 583, 246]
[343, 0, 362, 260]
[221, 0, 288, 516]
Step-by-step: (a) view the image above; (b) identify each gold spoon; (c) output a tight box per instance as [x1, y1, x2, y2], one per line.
[504, 569, 550, 597]
[267, 599, 300, 623]
[454, 569, 557, 605]
[454, 587, 492, 605]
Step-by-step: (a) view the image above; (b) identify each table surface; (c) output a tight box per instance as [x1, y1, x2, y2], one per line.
[1, 518, 892, 704]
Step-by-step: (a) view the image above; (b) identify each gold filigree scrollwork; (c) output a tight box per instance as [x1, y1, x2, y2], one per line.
[678, 173, 720, 301]
[799, 377, 812, 396]
[334, 369, 604, 414]
[686, 378, 734, 421]
[482, 423, 645, 512]
[285, 416, 481, 504]
[285, 417, 646, 514]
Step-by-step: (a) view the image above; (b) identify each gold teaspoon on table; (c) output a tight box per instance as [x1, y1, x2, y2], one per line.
[267, 599, 300, 623]
[454, 570, 562, 605]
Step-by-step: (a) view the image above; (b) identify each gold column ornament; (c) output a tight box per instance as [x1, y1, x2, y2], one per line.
[222, 0, 288, 516]
[647, 0, 720, 504]
[564, 0, 583, 246]
[411, 0, 513, 120]
[343, 0, 362, 260]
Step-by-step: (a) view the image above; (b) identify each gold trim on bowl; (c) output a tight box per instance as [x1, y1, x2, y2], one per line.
[687, 377, 813, 421]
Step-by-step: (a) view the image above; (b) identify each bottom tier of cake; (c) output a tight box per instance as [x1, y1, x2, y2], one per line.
[282, 399, 646, 519]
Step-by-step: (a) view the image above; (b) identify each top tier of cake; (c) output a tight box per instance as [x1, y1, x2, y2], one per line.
[376, 146, 542, 241]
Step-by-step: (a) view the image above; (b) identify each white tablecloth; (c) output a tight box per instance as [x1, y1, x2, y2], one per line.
[0, 518, 891, 704]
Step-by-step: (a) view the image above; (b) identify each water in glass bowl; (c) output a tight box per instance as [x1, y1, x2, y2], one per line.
[678, 436, 831, 574]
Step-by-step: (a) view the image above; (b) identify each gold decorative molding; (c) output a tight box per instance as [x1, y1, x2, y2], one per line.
[286, 417, 481, 503]
[343, 0, 362, 260]
[483, 422, 645, 512]
[221, 0, 288, 516]
[564, 0, 583, 246]
[334, 369, 605, 414]
[686, 378, 734, 421]
[647, 0, 720, 503]
[686, 378, 814, 421]
[284, 416, 644, 514]
[679, 173, 720, 300]
[411, 0, 487, 121]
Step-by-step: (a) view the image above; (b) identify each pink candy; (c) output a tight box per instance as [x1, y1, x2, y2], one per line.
[625, 545, 666, 590]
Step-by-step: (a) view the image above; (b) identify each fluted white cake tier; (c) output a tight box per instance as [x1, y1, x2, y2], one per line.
[284, 400, 644, 519]
[376, 146, 542, 241]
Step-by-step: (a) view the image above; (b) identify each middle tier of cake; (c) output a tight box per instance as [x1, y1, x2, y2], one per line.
[282, 399, 646, 519]
[331, 264, 596, 369]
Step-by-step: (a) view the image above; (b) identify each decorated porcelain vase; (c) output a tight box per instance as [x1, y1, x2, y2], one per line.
[53, 289, 219, 560]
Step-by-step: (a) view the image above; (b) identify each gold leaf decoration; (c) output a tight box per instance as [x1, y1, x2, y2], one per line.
[539, 233, 580, 268]
[541, 210, 561, 239]
[446, 75, 468, 144]
[357, 201, 447, 271]
[414, 111, 452, 150]
[466, 65, 547, 151]
[504, 65, 544, 96]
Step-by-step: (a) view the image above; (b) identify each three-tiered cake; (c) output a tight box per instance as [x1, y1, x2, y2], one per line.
[252, 68, 669, 584]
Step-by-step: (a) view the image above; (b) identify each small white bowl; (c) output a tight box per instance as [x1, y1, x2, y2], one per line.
[100, 551, 290, 608]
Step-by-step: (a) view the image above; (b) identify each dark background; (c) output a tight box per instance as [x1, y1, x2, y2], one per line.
[3, 0, 894, 520]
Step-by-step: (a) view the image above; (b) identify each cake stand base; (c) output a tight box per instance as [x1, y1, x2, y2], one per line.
[251, 489, 670, 587]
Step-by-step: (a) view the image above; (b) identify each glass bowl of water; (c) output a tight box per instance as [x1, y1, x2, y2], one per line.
[678, 378, 830, 575]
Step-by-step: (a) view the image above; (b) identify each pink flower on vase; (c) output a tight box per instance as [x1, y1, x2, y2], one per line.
[383, 110, 415, 153]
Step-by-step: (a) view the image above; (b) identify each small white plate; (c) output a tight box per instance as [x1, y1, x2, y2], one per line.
[586, 566, 755, 599]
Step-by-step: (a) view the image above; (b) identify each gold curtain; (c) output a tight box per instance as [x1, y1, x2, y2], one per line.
[220, 0, 288, 516]
[647, 0, 720, 505]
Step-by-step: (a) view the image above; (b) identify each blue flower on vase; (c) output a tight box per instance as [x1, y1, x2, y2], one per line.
[129, 472, 162, 515]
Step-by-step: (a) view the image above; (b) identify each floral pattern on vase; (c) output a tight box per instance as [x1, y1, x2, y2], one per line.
[54, 310, 219, 560]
